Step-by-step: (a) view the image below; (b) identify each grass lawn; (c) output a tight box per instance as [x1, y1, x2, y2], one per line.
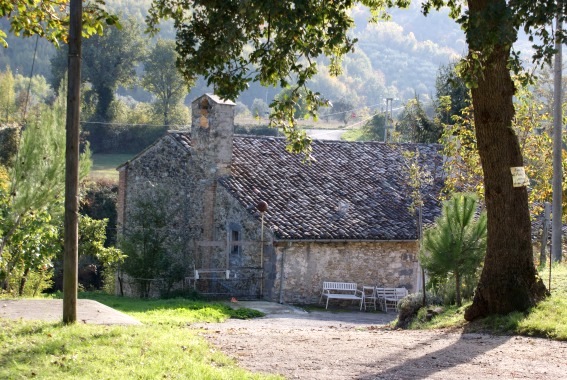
[0, 294, 278, 380]
[340, 128, 365, 141]
[90, 154, 136, 181]
[409, 263, 567, 340]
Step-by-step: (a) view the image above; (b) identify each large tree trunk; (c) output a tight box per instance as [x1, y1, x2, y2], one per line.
[95, 86, 114, 120]
[464, 0, 548, 320]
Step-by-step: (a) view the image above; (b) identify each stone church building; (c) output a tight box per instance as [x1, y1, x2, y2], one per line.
[117, 93, 443, 303]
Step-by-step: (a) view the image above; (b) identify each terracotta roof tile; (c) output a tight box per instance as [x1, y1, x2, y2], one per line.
[169, 132, 443, 241]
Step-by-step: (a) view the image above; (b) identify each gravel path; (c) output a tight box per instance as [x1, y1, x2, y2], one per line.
[197, 310, 567, 380]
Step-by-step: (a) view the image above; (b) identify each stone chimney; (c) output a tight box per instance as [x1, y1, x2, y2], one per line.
[191, 93, 236, 176]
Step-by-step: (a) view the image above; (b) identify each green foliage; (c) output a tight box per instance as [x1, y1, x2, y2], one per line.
[251, 98, 270, 119]
[226, 307, 265, 320]
[120, 188, 184, 298]
[0, 164, 8, 191]
[80, 179, 119, 245]
[13, 72, 54, 112]
[275, 88, 311, 119]
[328, 97, 357, 125]
[234, 124, 279, 137]
[439, 101, 484, 199]
[440, 81, 567, 220]
[396, 96, 441, 143]
[50, 17, 145, 121]
[79, 215, 124, 268]
[1, 210, 60, 296]
[8, 105, 91, 218]
[420, 193, 487, 306]
[0, 0, 120, 48]
[395, 292, 443, 329]
[408, 263, 567, 340]
[0, 66, 16, 122]
[360, 113, 387, 141]
[0, 123, 19, 168]
[84, 17, 145, 120]
[85, 120, 167, 154]
[146, 0, 412, 158]
[408, 302, 470, 330]
[434, 61, 470, 125]
[235, 101, 251, 117]
[0, 99, 91, 294]
[340, 127, 367, 142]
[142, 39, 190, 126]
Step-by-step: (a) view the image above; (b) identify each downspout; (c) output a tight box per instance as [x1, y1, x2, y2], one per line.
[256, 201, 268, 299]
[279, 242, 290, 304]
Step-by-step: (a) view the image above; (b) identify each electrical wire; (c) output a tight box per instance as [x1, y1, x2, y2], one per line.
[80, 120, 189, 128]
[78, 102, 394, 129]
[22, 34, 40, 123]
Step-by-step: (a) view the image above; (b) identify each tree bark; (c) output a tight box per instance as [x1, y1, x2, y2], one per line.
[18, 266, 30, 296]
[464, 0, 548, 320]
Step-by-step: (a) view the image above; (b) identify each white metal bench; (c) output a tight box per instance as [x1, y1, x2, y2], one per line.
[319, 282, 363, 310]
[376, 287, 408, 312]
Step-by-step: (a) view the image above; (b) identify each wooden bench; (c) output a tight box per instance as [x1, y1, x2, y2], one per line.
[319, 282, 363, 310]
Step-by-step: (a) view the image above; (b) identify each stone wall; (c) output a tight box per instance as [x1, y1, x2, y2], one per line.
[117, 135, 206, 297]
[267, 240, 420, 304]
[118, 134, 422, 300]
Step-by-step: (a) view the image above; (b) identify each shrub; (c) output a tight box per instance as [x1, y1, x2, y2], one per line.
[235, 124, 279, 136]
[80, 179, 118, 246]
[227, 307, 265, 319]
[395, 292, 443, 329]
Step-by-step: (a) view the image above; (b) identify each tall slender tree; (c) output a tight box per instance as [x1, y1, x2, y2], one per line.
[142, 39, 189, 126]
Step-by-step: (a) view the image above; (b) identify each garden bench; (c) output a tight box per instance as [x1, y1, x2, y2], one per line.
[319, 282, 363, 310]
[376, 287, 408, 312]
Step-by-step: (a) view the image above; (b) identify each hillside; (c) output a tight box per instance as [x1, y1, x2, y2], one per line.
[0, 2, 534, 108]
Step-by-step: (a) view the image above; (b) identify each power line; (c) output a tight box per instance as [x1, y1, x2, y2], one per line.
[323, 102, 384, 117]
[80, 120, 188, 128]
[78, 103, 401, 129]
[343, 113, 380, 129]
[22, 34, 40, 123]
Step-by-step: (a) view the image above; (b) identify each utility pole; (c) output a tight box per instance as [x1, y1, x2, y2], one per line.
[552, 5, 563, 263]
[63, 0, 83, 324]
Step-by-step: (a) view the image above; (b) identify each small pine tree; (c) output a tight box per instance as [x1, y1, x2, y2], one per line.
[420, 193, 487, 306]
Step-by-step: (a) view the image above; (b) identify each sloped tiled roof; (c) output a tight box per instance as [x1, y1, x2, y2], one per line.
[226, 136, 443, 240]
[169, 132, 444, 241]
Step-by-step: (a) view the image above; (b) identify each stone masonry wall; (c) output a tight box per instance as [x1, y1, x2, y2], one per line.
[267, 240, 419, 305]
[118, 135, 206, 297]
[197, 184, 271, 297]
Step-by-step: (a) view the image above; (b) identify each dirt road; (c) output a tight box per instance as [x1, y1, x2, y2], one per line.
[198, 310, 567, 380]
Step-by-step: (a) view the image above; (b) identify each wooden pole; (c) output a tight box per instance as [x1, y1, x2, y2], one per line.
[260, 212, 264, 298]
[62, 0, 82, 324]
[540, 202, 551, 265]
[418, 204, 426, 307]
